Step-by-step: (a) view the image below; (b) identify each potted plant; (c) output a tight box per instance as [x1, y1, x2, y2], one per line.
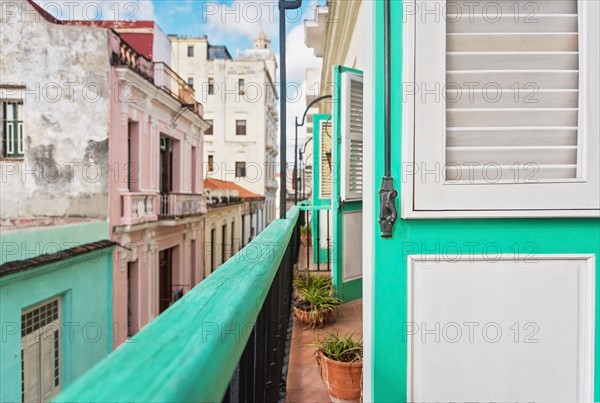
[315, 331, 363, 402]
[293, 274, 340, 328]
[300, 224, 311, 246]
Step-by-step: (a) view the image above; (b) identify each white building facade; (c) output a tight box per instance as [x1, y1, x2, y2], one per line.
[170, 34, 279, 226]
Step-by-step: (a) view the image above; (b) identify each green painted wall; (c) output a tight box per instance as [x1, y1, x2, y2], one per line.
[0, 222, 113, 402]
[371, 1, 600, 402]
[331, 66, 363, 303]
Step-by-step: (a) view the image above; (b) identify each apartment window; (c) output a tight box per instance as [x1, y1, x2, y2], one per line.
[2, 102, 24, 158]
[208, 155, 214, 172]
[205, 119, 213, 135]
[187, 45, 194, 57]
[238, 78, 245, 95]
[408, 0, 600, 215]
[21, 298, 61, 402]
[207, 77, 215, 95]
[231, 220, 236, 256]
[235, 161, 246, 178]
[160, 136, 174, 194]
[127, 261, 139, 337]
[221, 224, 227, 264]
[236, 120, 246, 136]
[187, 77, 194, 88]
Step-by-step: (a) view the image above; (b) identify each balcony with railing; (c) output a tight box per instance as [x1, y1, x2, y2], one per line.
[54, 208, 301, 402]
[154, 62, 203, 115]
[159, 193, 207, 219]
[110, 33, 203, 117]
[120, 192, 159, 226]
[110, 31, 154, 81]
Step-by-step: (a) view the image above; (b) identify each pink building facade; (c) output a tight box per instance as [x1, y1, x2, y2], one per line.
[107, 30, 208, 346]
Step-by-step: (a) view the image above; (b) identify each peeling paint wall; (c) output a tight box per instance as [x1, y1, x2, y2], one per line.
[0, 0, 110, 219]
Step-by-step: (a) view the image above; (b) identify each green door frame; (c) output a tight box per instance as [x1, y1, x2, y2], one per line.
[332, 65, 363, 303]
[311, 114, 333, 265]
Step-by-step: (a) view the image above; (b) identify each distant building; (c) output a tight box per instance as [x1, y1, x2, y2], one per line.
[170, 33, 279, 227]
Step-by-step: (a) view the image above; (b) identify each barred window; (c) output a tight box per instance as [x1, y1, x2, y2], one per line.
[2, 102, 24, 158]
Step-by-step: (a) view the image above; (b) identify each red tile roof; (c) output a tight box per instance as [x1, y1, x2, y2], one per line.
[204, 178, 265, 200]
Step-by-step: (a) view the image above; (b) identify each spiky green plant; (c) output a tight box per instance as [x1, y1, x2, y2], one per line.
[293, 274, 340, 327]
[316, 332, 363, 363]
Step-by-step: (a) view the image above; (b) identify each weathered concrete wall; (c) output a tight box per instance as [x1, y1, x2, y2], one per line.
[0, 0, 110, 219]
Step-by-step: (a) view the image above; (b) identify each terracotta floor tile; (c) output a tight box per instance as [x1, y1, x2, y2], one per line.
[286, 388, 331, 403]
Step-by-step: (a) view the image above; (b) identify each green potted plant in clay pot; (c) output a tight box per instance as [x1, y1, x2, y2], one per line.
[315, 332, 363, 402]
[293, 274, 341, 328]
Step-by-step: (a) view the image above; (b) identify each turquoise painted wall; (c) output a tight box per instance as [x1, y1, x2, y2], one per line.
[0, 222, 113, 402]
[0, 220, 109, 264]
[371, 1, 600, 402]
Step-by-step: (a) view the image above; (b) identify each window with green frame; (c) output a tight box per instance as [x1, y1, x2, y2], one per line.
[2, 102, 24, 158]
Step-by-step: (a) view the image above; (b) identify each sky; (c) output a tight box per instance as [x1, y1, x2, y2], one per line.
[33, 0, 325, 163]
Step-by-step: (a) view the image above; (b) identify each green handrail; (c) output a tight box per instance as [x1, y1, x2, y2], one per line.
[54, 207, 300, 403]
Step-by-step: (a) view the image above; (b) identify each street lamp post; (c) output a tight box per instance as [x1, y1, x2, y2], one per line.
[293, 94, 332, 204]
[279, 0, 303, 219]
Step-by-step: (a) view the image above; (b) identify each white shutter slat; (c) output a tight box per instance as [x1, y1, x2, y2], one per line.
[447, 146, 578, 165]
[447, 16, 578, 33]
[447, 90, 579, 109]
[447, 33, 578, 52]
[447, 71, 579, 89]
[447, 128, 578, 147]
[340, 72, 364, 201]
[447, 109, 578, 127]
[447, 52, 579, 70]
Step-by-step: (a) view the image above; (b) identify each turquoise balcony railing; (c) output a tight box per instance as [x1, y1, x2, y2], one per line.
[54, 207, 300, 402]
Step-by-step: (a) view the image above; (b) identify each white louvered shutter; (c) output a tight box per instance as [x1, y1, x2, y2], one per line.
[341, 72, 364, 201]
[23, 335, 41, 403]
[318, 119, 333, 199]
[412, 0, 600, 213]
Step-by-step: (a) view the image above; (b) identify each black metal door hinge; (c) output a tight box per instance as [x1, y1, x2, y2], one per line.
[378, 176, 398, 238]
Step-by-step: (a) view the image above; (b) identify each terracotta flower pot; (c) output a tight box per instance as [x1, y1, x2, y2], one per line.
[317, 352, 363, 402]
[293, 305, 336, 328]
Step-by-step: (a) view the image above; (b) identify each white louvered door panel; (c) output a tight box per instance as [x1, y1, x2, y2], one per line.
[319, 119, 333, 199]
[341, 72, 364, 201]
[412, 0, 600, 213]
[23, 335, 41, 403]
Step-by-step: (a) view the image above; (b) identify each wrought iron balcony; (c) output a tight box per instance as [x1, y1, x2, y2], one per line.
[159, 193, 207, 219]
[53, 208, 301, 402]
[120, 192, 159, 226]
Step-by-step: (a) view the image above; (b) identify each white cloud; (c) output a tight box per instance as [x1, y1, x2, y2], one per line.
[200, 0, 279, 45]
[32, 0, 155, 21]
[285, 22, 321, 86]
